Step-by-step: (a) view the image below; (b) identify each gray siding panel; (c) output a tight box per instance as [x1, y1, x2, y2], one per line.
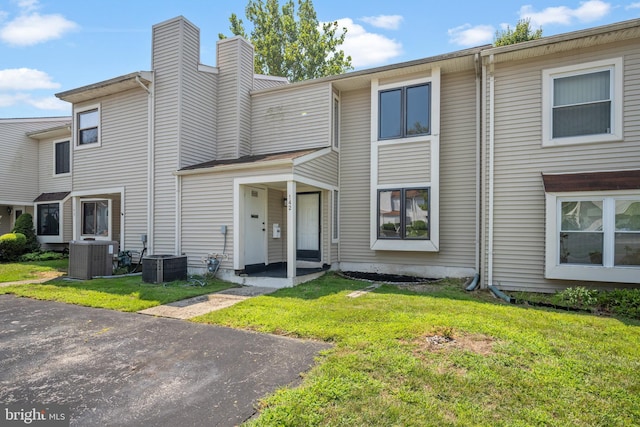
[180, 165, 292, 270]
[152, 18, 183, 254]
[254, 76, 288, 91]
[72, 89, 148, 252]
[179, 21, 217, 168]
[294, 151, 339, 187]
[378, 142, 430, 185]
[339, 71, 477, 270]
[0, 119, 69, 204]
[38, 137, 72, 194]
[489, 41, 640, 291]
[251, 84, 332, 155]
[338, 88, 372, 262]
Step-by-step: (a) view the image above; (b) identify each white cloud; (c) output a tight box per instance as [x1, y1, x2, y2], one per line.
[1, 0, 77, 46]
[1, 13, 77, 46]
[0, 68, 60, 90]
[26, 96, 69, 111]
[448, 24, 495, 46]
[0, 93, 27, 108]
[336, 18, 403, 67]
[626, 2, 640, 9]
[519, 1, 611, 27]
[15, 0, 39, 13]
[0, 92, 69, 111]
[360, 15, 403, 30]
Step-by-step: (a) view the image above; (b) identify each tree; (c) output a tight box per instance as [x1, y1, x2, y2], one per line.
[494, 19, 543, 47]
[11, 213, 39, 253]
[219, 0, 352, 82]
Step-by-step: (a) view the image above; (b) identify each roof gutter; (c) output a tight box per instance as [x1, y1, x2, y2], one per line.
[174, 158, 294, 176]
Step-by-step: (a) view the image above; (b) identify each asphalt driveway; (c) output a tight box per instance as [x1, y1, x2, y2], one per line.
[0, 295, 331, 426]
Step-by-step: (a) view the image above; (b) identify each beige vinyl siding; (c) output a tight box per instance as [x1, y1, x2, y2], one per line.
[152, 18, 182, 254]
[178, 20, 217, 168]
[251, 84, 332, 155]
[377, 141, 430, 185]
[216, 37, 254, 160]
[38, 138, 71, 194]
[294, 150, 339, 187]
[254, 76, 288, 91]
[63, 199, 73, 242]
[488, 40, 640, 292]
[180, 165, 292, 271]
[267, 188, 286, 264]
[0, 119, 69, 204]
[338, 88, 371, 261]
[72, 89, 148, 252]
[340, 71, 477, 270]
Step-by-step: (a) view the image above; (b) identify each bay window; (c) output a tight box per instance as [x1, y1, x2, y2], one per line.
[546, 191, 640, 283]
[37, 203, 60, 236]
[82, 200, 109, 237]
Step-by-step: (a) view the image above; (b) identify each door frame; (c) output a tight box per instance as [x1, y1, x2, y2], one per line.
[242, 185, 268, 269]
[296, 191, 321, 261]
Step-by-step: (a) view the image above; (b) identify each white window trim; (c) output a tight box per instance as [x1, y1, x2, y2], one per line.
[332, 93, 340, 151]
[79, 198, 112, 241]
[74, 103, 101, 150]
[35, 201, 64, 244]
[545, 190, 640, 284]
[542, 57, 623, 147]
[53, 138, 71, 177]
[332, 189, 339, 243]
[370, 71, 440, 252]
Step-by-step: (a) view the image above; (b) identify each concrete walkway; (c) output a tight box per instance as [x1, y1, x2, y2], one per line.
[138, 286, 278, 319]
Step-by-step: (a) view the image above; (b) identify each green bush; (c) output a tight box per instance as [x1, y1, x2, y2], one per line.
[12, 213, 39, 253]
[556, 286, 598, 308]
[19, 251, 66, 262]
[0, 233, 27, 261]
[598, 289, 640, 319]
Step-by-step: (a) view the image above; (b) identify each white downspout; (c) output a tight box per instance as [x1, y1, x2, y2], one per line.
[143, 76, 155, 255]
[488, 54, 495, 286]
[474, 53, 481, 274]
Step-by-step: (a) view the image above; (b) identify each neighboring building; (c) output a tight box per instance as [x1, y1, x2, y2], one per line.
[1, 16, 638, 292]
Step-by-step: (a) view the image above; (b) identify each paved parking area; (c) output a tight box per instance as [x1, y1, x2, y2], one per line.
[0, 295, 330, 426]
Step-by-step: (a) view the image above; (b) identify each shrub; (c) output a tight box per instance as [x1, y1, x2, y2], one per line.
[598, 289, 640, 319]
[0, 233, 27, 261]
[556, 286, 598, 308]
[12, 213, 39, 253]
[19, 251, 66, 262]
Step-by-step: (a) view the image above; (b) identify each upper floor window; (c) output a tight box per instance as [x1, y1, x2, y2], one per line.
[54, 140, 70, 175]
[75, 105, 100, 147]
[543, 58, 623, 146]
[379, 83, 430, 140]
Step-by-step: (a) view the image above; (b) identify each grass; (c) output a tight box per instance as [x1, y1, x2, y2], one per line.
[0, 259, 68, 282]
[0, 258, 233, 311]
[191, 273, 640, 427]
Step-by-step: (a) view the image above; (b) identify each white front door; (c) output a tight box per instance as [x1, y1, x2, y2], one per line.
[297, 192, 320, 260]
[244, 187, 266, 266]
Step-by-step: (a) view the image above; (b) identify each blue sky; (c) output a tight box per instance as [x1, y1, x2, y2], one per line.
[1, 0, 638, 118]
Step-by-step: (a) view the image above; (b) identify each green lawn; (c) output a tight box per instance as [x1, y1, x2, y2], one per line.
[0, 271, 233, 312]
[0, 259, 68, 283]
[192, 273, 640, 427]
